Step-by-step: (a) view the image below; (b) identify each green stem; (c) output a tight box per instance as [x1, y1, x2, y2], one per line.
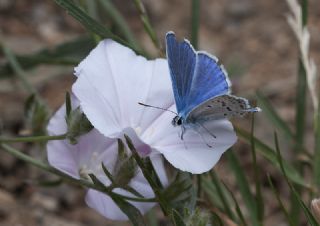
[0, 134, 67, 143]
[291, 0, 308, 224]
[0, 143, 155, 203]
[99, 0, 140, 50]
[2, 45, 37, 95]
[133, 0, 160, 52]
[125, 135, 171, 216]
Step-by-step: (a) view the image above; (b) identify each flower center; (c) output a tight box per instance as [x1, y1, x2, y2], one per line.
[79, 151, 104, 180]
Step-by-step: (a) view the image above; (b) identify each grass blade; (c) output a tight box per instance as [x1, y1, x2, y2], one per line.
[256, 91, 294, 139]
[146, 209, 159, 226]
[267, 175, 295, 226]
[2, 45, 37, 95]
[235, 126, 308, 188]
[54, 0, 143, 55]
[0, 36, 95, 78]
[222, 181, 248, 226]
[274, 132, 319, 226]
[202, 176, 224, 209]
[133, 0, 160, 50]
[250, 115, 264, 222]
[109, 192, 147, 226]
[99, 0, 139, 49]
[209, 171, 236, 221]
[226, 151, 261, 226]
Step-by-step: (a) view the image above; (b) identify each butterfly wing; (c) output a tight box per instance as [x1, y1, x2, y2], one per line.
[186, 94, 260, 123]
[183, 52, 231, 116]
[166, 32, 196, 114]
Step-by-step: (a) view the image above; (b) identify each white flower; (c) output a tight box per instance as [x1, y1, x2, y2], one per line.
[72, 39, 237, 174]
[46, 95, 168, 220]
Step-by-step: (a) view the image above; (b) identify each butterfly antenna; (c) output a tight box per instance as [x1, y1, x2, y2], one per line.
[138, 102, 178, 115]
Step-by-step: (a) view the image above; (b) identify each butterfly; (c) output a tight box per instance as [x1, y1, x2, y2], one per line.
[166, 31, 260, 139]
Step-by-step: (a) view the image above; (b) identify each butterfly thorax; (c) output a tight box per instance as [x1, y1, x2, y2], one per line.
[171, 115, 184, 127]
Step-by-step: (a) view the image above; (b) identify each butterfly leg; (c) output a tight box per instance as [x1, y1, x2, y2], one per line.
[196, 122, 217, 139]
[180, 125, 186, 140]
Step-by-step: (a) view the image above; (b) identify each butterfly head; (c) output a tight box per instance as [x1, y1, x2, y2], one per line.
[172, 116, 183, 127]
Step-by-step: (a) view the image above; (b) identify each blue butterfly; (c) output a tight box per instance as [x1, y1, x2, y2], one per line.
[166, 31, 260, 139]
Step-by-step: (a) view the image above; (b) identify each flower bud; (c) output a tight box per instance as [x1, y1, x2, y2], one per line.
[66, 107, 93, 144]
[112, 139, 137, 188]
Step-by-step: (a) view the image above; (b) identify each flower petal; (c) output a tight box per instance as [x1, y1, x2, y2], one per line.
[140, 106, 237, 174]
[72, 39, 174, 138]
[85, 155, 167, 221]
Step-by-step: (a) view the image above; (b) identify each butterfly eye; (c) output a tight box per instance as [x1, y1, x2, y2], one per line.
[172, 116, 183, 126]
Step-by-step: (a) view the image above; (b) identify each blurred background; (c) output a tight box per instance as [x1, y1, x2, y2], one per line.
[0, 0, 320, 225]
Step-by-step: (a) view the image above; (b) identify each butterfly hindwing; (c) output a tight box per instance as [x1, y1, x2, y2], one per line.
[186, 95, 258, 123]
[166, 32, 196, 114]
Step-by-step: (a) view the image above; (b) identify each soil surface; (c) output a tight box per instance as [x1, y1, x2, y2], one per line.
[0, 0, 320, 225]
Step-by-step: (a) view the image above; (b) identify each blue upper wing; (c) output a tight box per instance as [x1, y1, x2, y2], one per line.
[166, 32, 230, 118]
[184, 52, 230, 115]
[166, 32, 196, 114]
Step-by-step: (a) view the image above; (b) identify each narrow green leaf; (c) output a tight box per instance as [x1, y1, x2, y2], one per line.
[99, 0, 139, 49]
[89, 173, 146, 225]
[172, 209, 187, 226]
[0, 36, 95, 78]
[202, 177, 224, 209]
[256, 91, 294, 139]
[250, 115, 264, 222]
[85, 0, 99, 20]
[133, 0, 160, 50]
[222, 181, 248, 226]
[210, 211, 224, 226]
[190, 0, 200, 49]
[235, 126, 308, 188]
[274, 133, 319, 226]
[110, 193, 147, 226]
[146, 209, 159, 226]
[267, 175, 294, 226]
[37, 178, 63, 187]
[226, 151, 261, 226]
[2, 45, 37, 95]
[88, 173, 108, 191]
[101, 162, 114, 183]
[54, 0, 143, 55]
[209, 171, 236, 221]
[65, 92, 72, 118]
[124, 134, 171, 216]
[291, 1, 308, 223]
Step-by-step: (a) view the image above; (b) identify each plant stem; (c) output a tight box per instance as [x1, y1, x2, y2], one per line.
[0, 143, 156, 203]
[0, 134, 67, 143]
[291, 1, 309, 224]
[133, 0, 160, 52]
[2, 45, 37, 95]
[99, 0, 139, 50]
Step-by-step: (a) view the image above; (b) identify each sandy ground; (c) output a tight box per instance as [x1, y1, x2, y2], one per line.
[0, 0, 320, 225]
